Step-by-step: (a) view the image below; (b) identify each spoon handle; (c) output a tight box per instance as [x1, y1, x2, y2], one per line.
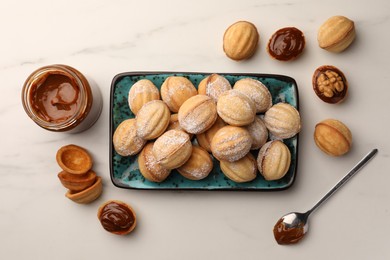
[307, 149, 378, 215]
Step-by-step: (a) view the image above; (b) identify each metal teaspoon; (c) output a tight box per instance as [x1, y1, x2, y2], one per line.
[273, 148, 378, 245]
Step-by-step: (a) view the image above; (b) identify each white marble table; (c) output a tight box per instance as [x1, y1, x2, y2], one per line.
[1, 0, 389, 259]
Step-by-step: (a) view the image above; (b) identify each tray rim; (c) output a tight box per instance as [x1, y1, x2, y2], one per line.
[109, 71, 300, 191]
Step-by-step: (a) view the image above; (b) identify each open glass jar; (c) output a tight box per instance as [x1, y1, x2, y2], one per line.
[22, 64, 102, 133]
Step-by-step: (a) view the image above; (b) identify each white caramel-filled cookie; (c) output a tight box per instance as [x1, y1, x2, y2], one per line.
[152, 130, 192, 170]
[217, 89, 256, 126]
[198, 74, 232, 102]
[220, 153, 257, 183]
[128, 79, 160, 115]
[177, 146, 213, 180]
[196, 116, 226, 152]
[211, 126, 252, 162]
[245, 116, 268, 150]
[113, 119, 146, 156]
[136, 100, 170, 140]
[161, 76, 197, 112]
[178, 95, 217, 134]
[257, 140, 291, 181]
[264, 103, 301, 139]
[233, 78, 272, 113]
[138, 142, 171, 182]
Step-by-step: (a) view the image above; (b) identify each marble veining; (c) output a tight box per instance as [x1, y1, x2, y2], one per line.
[1, 0, 390, 259]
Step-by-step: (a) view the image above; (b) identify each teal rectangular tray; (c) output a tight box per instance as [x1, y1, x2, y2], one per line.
[110, 72, 299, 191]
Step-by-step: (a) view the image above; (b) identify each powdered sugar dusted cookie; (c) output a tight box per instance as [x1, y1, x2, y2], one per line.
[138, 142, 171, 182]
[233, 78, 272, 113]
[211, 125, 252, 162]
[217, 89, 256, 126]
[198, 74, 232, 102]
[177, 146, 213, 180]
[128, 79, 160, 115]
[161, 76, 197, 112]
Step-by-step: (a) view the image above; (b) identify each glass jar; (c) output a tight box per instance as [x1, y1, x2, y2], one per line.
[21, 64, 102, 133]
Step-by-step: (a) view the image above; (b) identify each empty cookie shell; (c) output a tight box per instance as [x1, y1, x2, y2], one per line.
[56, 144, 93, 175]
[58, 170, 97, 192]
[65, 176, 102, 204]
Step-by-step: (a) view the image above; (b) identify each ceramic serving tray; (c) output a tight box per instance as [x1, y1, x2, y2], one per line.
[110, 72, 299, 191]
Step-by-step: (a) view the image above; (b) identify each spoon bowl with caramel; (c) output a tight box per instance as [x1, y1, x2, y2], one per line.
[274, 149, 378, 245]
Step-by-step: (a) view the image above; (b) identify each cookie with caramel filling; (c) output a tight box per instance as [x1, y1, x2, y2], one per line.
[217, 89, 256, 126]
[138, 142, 171, 182]
[113, 118, 146, 156]
[97, 200, 136, 235]
[152, 130, 192, 170]
[178, 95, 217, 134]
[136, 100, 170, 140]
[161, 76, 197, 112]
[211, 125, 252, 162]
[128, 79, 160, 115]
[177, 146, 213, 180]
[220, 153, 257, 183]
[198, 74, 232, 102]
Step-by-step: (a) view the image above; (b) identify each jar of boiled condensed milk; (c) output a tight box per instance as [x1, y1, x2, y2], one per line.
[22, 65, 102, 133]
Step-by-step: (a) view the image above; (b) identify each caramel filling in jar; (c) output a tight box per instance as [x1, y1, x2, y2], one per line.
[22, 65, 102, 133]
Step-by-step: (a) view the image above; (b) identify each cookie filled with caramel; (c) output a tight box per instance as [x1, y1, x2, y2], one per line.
[113, 118, 146, 157]
[152, 129, 192, 170]
[220, 153, 257, 183]
[97, 200, 137, 235]
[178, 94, 217, 134]
[138, 142, 171, 182]
[312, 65, 348, 104]
[267, 27, 305, 61]
[128, 79, 160, 115]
